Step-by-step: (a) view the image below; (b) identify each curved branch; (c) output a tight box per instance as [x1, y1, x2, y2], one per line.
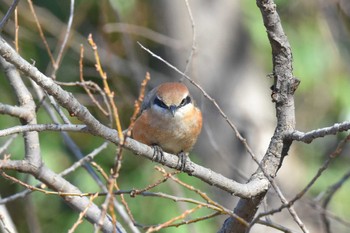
[219, 0, 299, 232]
[0, 36, 269, 198]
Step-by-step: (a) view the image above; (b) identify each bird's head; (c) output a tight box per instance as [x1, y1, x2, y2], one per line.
[152, 82, 193, 117]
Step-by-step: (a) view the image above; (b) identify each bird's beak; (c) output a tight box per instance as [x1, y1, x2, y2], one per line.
[169, 105, 177, 117]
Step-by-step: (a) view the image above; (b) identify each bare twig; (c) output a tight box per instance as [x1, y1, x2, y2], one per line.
[0, 0, 20, 32]
[183, 0, 197, 75]
[78, 45, 110, 116]
[27, 0, 55, 66]
[290, 121, 350, 143]
[146, 205, 202, 233]
[253, 181, 309, 233]
[257, 219, 297, 233]
[127, 72, 150, 135]
[0, 135, 17, 156]
[52, 0, 75, 75]
[0, 171, 93, 197]
[103, 23, 181, 49]
[0, 142, 107, 205]
[88, 34, 124, 143]
[0, 124, 87, 137]
[166, 211, 221, 229]
[14, 5, 19, 52]
[320, 169, 350, 233]
[257, 134, 350, 218]
[309, 200, 350, 229]
[60, 142, 109, 177]
[68, 193, 99, 233]
[156, 167, 248, 226]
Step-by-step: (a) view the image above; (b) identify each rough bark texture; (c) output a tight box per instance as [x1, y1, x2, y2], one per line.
[218, 0, 300, 232]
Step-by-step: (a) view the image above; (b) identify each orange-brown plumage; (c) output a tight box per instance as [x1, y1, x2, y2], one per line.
[132, 82, 202, 155]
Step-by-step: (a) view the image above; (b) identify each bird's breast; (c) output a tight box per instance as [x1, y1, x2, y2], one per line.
[132, 106, 202, 154]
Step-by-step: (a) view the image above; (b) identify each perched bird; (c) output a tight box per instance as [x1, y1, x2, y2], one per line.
[132, 82, 202, 170]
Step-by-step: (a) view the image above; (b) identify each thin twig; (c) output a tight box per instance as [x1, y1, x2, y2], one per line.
[0, 124, 87, 137]
[166, 211, 222, 228]
[131, 169, 180, 196]
[0, 0, 21, 32]
[68, 193, 99, 233]
[14, 5, 19, 52]
[269, 181, 309, 232]
[103, 23, 181, 48]
[78, 45, 110, 116]
[127, 72, 150, 136]
[257, 134, 350, 218]
[156, 167, 248, 226]
[309, 200, 350, 228]
[320, 170, 350, 233]
[183, 0, 196, 76]
[105, 72, 150, 231]
[0, 171, 86, 197]
[257, 219, 297, 233]
[146, 205, 203, 232]
[0, 135, 17, 156]
[27, 0, 55, 66]
[290, 121, 350, 143]
[0, 143, 108, 205]
[52, 0, 75, 75]
[88, 34, 124, 143]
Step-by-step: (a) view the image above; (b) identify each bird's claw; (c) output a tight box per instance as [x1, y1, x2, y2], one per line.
[151, 146, 188, 171]
[151, 145, 164, 163]
[176, 151, 188, 171]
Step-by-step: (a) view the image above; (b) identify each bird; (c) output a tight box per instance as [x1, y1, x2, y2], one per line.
[132, 82, 202, 170]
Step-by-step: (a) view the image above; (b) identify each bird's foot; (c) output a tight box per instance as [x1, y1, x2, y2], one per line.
[151, 144, 164, 163]
[176, 151, 188, 171]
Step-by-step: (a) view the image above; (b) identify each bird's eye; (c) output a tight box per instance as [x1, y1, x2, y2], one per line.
[154, 96, 168, 109]
[180, 96, 191, 107]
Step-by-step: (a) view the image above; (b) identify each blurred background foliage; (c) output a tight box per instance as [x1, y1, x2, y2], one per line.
[0, 0, 350, 232]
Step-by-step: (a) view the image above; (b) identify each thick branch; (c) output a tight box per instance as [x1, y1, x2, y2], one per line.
[218, 0, 298, 232]
[0, 56, 41, 166]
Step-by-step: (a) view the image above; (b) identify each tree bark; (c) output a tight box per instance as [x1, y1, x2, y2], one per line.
[218, 0, 300, 232]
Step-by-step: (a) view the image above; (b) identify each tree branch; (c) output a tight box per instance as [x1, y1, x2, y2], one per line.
[0, 0, 20, 32]
[0, 36, 269, 199]
[218, 0, 299, 232]
[0, 124, 88, 137]
[290, 121, 350, 143]
[0, 50, 123, 233]
[0, 103, 31, 119]
[0, 56, 41, 166]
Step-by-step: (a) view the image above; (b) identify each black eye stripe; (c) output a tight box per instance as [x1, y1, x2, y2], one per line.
[154, 95, 191, 109]
[180, 96, 191, 107]
[154, 96, 168, 109]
